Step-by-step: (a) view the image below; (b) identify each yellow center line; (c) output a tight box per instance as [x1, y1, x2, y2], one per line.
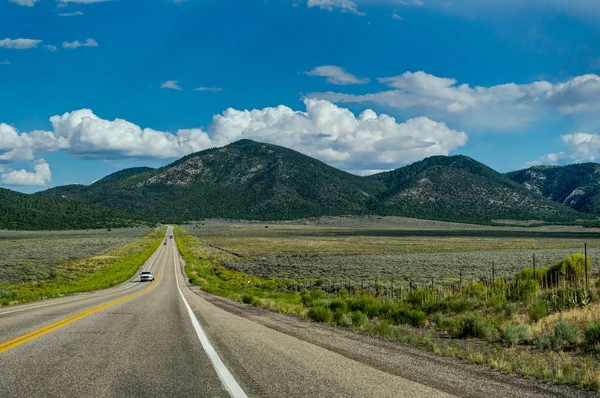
[0, 273, 162, 354]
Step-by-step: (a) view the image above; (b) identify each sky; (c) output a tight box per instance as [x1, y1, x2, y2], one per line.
[2, 0, 600, 193]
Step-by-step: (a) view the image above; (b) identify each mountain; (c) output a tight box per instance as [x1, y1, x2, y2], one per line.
[367, 155, 588, 224]
[39, 140, 387, 222]
[36, 140, 591, 225]
[507, 163, 600, 214]
[0, 187, 141, 230]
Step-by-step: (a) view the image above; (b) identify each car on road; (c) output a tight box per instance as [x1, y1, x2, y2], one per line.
[140, 271, 155, 282]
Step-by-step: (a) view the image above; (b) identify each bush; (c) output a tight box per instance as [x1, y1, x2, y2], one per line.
[439, 317, 463, 336]
[504, 302, 518, 318]
[554, 320, 582, 348]
[462, 282, 488, 299]
[502, 323, 532, 346]
[433, 313, 446, 327]
[585, 322, 600, 345]
[459, 316, 496, 339]
[529, 301, 548, 322]
[301, 289, 327, 306]
[378, 320, 391, 337]
[337, 288, 349, 299]
[388, 307, 427, 327]
[312, 299, 331, 308]
[242, 294, 254, 304]
[329, 298, 348, 312]
[406, 288, 433, 306]
[349, 297, 382, 317]
[337, 313, 353, 327]
[512, 279, 540, 301]
[535, 335, 553, 350]
[547, 253, 589, 286]
[350, 311, 368, 327]
[307, 306, 333, 323]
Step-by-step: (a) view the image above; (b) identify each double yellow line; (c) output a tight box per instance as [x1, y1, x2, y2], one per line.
[0, 274, 160, 354]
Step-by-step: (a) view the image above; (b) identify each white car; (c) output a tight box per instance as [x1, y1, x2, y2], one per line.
[140, 271, 155, 282]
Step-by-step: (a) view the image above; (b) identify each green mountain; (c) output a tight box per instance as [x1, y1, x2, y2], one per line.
[36, 140, 591, 224]
[39, 140, 386, 222]
[507, 163, 600, 214]
[0, 187, 140, 230]
[368, 156, 588, 224]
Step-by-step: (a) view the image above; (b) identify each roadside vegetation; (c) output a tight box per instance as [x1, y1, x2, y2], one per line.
[0, 226, 165, 306]
[176, 225, 600, 391]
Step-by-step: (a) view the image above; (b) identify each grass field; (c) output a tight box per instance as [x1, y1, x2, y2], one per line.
[0, 226, 164, 306]
[177, 218, 600, 391]
[187, 219, 600, 284]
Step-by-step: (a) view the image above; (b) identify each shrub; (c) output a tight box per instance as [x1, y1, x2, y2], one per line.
[337, 288, 349, 299]
[301, 289, 327, 306]
[350, 311, 368, 327]
[378, 320, 391, 337]
[388, 307, 427, 327]
[504, 302, 518, 318]
[502, 323, 532, 346]
[535, 335, 553, 350]
[433, 313, 446, 327]
[585, 322, 600, 345]
[439, 317, 462, 336]
[462, 282, 488, 299]
[547, 253, 589, 286]
[459, 316, 496, 339]
[512, 279, 541, 301]
[554, 320, 582, 348]
[242, 294, 254, 304]
[307, 306, 333, 323]
[337, 313, 353, 327]
[406, 288, 433, 306]
[529, 301, 548, 322]
[312, 299, 331, 308]
[329, 298, 348, 312]
[349, 297, 382, 317]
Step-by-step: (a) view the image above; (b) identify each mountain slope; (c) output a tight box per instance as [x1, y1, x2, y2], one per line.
[368, 156, 587, 223]
[39, 140, 387, 221]
[36, 141, 593, 224]
[507, 163, 600, 214]
[0, 187, 140, 230]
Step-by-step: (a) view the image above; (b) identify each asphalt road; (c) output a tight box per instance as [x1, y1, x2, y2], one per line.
[0, 227, 592, 397]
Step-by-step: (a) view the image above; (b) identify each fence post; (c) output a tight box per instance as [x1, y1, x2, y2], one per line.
[585, 242, 589, 290]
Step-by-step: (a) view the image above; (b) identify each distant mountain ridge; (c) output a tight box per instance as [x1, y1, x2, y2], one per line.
[507, 163, 600, 214]
[34, 139, 591, 225]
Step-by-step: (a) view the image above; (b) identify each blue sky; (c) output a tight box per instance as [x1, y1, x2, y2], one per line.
[1, 0, 600, 192]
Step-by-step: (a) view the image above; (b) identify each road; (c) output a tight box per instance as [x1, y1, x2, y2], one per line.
[0, 227, 592, 397]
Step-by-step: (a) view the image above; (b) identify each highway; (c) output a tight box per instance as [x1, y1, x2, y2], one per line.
[0, 227, 592, 398]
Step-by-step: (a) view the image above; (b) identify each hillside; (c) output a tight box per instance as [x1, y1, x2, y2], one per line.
[368, 156, 587, 224]
[36, 140, 593, 224]
[0, 187, 141, 230]
[507, 163, 600, 214]
[39, 140, 387, 222]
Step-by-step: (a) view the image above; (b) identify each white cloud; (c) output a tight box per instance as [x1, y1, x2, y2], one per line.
[0, 38, 42, 49]
[1, 159, 52, 186]
[0, 100, 467, 172]
[0, 59, 10, 65]
[58, 11, 84, 16]
[391, 13, 404, 20]
[62, 39, 98, 49]
[44, 45, 57, 52]
[8, 0, 40, 6]
[194, 87, 226, 92]
[524, 132, 600, 167]
[304, 65, 369, 85]
[311, 71, 600, 132]
[307, 0, 365, 15]
[161, 80, 183, 90]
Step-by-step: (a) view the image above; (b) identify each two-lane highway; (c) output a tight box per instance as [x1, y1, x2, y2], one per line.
[1, 227, 586, 398]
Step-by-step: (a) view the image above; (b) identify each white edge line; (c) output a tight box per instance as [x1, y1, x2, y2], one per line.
[0, 230, 168, 317]
[171, 229, 248, 398]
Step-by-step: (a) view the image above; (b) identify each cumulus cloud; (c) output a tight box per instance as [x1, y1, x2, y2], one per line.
[9, 0, 40, 6]
[304, 66, 369, 85]
[194, 87, 226, 92]
[0, 38, 42, 49]
[0, 100, 467, 172]
[44, 45, 57, 52]
[58, 11, 84, 16]
[1, 159, 52, 186]
[63, 39, 98, 49]
[391, 13, 404, 20]
[0, 59, 10, 65]
[307, 0, 365, 15]
[526, 133, 600, 167]
[161, 80, 183, 90]
[311, 71, 600, 132]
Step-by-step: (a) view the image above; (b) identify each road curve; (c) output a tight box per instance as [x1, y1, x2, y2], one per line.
[0, 227, 591, 397]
